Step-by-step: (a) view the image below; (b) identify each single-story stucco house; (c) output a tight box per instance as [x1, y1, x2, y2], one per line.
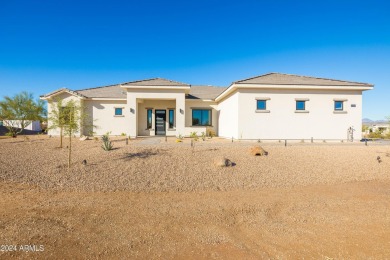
[41, 73, 373, 140]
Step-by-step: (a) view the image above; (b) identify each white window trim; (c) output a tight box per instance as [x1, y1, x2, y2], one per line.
[295, 100, 309, 113]
[333, 100, 346, 113]
[255, 98, 270, 112]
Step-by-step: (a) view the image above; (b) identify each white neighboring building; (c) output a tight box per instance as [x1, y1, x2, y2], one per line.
[41, 73, 373, 140]
[364, 123, 390, 135]
[3, 120, 42, 131]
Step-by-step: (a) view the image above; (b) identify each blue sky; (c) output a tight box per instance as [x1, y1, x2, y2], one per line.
[0, 0, 389, 119]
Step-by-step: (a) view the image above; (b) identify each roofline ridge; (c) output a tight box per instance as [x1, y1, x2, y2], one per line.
[275, 72, 373, 86]
[235, 72, 373, 86]
[75, 83, 124, 92]
[234, 72, 274, 83]
[121, 77, 190, 86]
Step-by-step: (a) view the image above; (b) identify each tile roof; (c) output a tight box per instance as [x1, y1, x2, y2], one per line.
[187, 86, 227, 100]
[40, 88, 88, 99]
[76, 84, 126, 98]
[74, 84, 225, 100]
[122, 78, 190, 87]
[235, 73, 373, 87]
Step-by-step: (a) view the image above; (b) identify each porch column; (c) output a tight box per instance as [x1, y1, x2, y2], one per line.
[175, 94, 185, 136]
[128, 95, 137, 138]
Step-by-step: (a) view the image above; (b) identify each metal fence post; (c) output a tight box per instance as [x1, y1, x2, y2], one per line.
[285, 139, 287, 147]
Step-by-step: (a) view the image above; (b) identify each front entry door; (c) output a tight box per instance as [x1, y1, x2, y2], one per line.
[155, 110, 166, 135]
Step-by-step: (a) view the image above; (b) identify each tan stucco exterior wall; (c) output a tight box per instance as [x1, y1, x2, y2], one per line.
[137, 99, 176, 136]
[217, 92, 239, 139]
[234, 88, 363, 140]
[184, 100, 218, 136]
[126, 88, 186, 138]
[84, 100, 128, 136]
[45, 85, 367, 141]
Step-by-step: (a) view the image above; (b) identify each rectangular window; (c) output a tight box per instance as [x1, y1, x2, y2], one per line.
[296, 101, 306, 111]
[169, 109, 174, 128]
[192, 109, 211, 126]
[114, 107, 123, 116]
[256, 100, 267, 110]
[334, 101, 344, 111]
[147, 109, 152, 129]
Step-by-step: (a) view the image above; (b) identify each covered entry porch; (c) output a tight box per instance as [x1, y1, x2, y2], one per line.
[136, 98, 180, 137]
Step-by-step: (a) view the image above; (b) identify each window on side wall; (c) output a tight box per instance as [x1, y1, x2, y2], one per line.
[334, 101, 344, 111]
[192, 109, 211, 126]
[296, 100, 306, 111]
[169, 109, 175, 128]
[114, 107, 123, 116]
[147, 109, 152, 129]
[256, 100, 267, 110]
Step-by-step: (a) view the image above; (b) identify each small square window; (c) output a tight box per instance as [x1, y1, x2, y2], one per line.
[115, 108, 123, 116]
[334, 101, 344, 111]
[256, 100, 267, 110]
[296, 101, 306, 110]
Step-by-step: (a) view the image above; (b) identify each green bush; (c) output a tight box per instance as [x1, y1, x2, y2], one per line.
[101, 132, 114, 151]
[368, 130, 383, 139]
[190, 131, 198, 141]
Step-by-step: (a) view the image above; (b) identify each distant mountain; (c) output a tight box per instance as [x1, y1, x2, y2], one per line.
[362, 118, 388, 125]
[362, 118, 374, 123]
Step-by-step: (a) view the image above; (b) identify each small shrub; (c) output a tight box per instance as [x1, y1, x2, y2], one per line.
[101, 132, 114, 151]
[368, 130, 383, 139]
[190, 131, 198, 141]
[201, 132, 206, 141]
[121, 132, 126, 136]
[5, 132, 15, 137]
[207, 129, 216, 138]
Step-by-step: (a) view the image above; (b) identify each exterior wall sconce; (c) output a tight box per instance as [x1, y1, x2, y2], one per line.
[130, 108, 135, 114]
[180, 109, 184, 114]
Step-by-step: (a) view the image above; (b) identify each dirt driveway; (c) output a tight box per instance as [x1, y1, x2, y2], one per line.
[1, 180, 390, 259]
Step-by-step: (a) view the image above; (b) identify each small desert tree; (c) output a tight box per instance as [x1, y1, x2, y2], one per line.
[57, 99, 93, 169]
[47, 98, 68, 148]
[0, 92, 46, 137]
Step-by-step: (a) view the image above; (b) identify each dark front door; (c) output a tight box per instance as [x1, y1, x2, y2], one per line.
[155, 110, 166, 135]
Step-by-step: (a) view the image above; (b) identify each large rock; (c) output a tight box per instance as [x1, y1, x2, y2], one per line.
[80, 136, 89, 141]
[214, 157, 232, 167]
[250, 146, 268, 156]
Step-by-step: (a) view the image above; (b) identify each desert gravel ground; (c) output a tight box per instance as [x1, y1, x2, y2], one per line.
[0, 136, 389, 192]
[1, 135, 390, 259]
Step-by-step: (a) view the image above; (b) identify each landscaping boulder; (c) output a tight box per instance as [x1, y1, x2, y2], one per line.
[250, 146, 268, 156]
[214, 157, 232, 167]
[80, 136, 89, 141]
